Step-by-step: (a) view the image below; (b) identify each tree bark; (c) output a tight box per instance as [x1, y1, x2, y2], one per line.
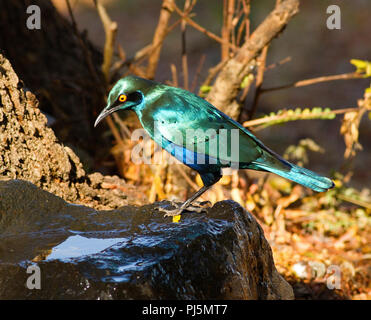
[206, 0, 300, 119]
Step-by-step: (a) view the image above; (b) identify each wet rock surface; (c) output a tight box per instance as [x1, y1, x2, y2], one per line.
[0, 179, 293, 300]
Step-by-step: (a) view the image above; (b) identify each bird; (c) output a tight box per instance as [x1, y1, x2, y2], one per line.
[95, 75, 334, 217]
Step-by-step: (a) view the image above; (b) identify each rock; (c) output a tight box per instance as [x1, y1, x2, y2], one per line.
[0, 53, 145, 210]
[0, 179, 293, 300]
[0, 0, 106, 157]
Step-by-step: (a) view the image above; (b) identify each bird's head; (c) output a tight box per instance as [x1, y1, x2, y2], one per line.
[94, 75, 154, 127]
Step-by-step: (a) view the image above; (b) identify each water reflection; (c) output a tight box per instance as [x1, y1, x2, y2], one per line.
[46, 235, 127, 260]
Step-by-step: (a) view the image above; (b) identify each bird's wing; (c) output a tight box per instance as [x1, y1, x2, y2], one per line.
[148, 87, 263, 166]
[143, 87, 334, 192]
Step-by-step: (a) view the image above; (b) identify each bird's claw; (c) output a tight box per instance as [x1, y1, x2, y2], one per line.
[157, 201, 182, 217]
[158, 207, 184, 217]
[157, 201, 209, 217]
[193, 200, 212, 209]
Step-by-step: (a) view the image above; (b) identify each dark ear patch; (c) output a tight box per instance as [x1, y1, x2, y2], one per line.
[127, 91, 143, 103]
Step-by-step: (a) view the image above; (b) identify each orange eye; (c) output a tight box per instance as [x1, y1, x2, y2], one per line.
[118, 94, 127, 103]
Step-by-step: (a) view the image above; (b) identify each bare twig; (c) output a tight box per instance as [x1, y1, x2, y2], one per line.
[170, 63, 178, 87]
[261, 72, 364, 93]
[221, 0, 235, 60]
[181, 0, 192, 90]
[117, 43, 126, 62]
[110, 18, 182, 78]
[235, 0, 299, 64]
[146, 0, 175, 79]
[111, 113, 132, 139]
[149, 161, 167, 202]
[190, 54, 206, 92]
[265, 56, 291, 71]
[173, 3, 237, 51]
[235, 0, 250, 46]
[96, 0, 118, 83]
[241, 0, 250, 43]
[248, 44, 269, 118]
[65, 0, 77, 30]
[337, 194, 371, 210]
[199, 59, 229, 91]
[227, 0, 235, 52]
[66, 0, 103, 90]
[222, 0, 228, 59]
[105, 115, 127, 150]
[94, 0, 130, 150]
[174, 166, 205, 196]
[206, 0, 300, 119]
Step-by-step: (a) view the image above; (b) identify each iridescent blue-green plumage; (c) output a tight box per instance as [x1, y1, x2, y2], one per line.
[95, 76, 334, 214]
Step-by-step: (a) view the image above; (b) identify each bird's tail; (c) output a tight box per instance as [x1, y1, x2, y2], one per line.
[247, 150, 334, 192]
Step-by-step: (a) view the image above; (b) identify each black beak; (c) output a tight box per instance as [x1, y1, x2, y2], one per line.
[94, 106, 120, 127]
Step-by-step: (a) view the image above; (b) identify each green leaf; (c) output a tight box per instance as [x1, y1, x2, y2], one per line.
[350, 59, 367, 70]
[200, 85, 211, 93]
[328, 113, 336, 120]
[303, 108, 311, 115]
[367, 64, 371, 77]
[240, 74, 254, 89]
[350, 59, 371, 77]
[312, 107, 322, 114]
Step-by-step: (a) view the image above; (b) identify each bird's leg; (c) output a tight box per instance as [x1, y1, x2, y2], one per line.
[158, 185, 212, 217]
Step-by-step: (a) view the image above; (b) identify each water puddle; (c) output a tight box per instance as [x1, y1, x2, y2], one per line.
[46, 235, 128, 261]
